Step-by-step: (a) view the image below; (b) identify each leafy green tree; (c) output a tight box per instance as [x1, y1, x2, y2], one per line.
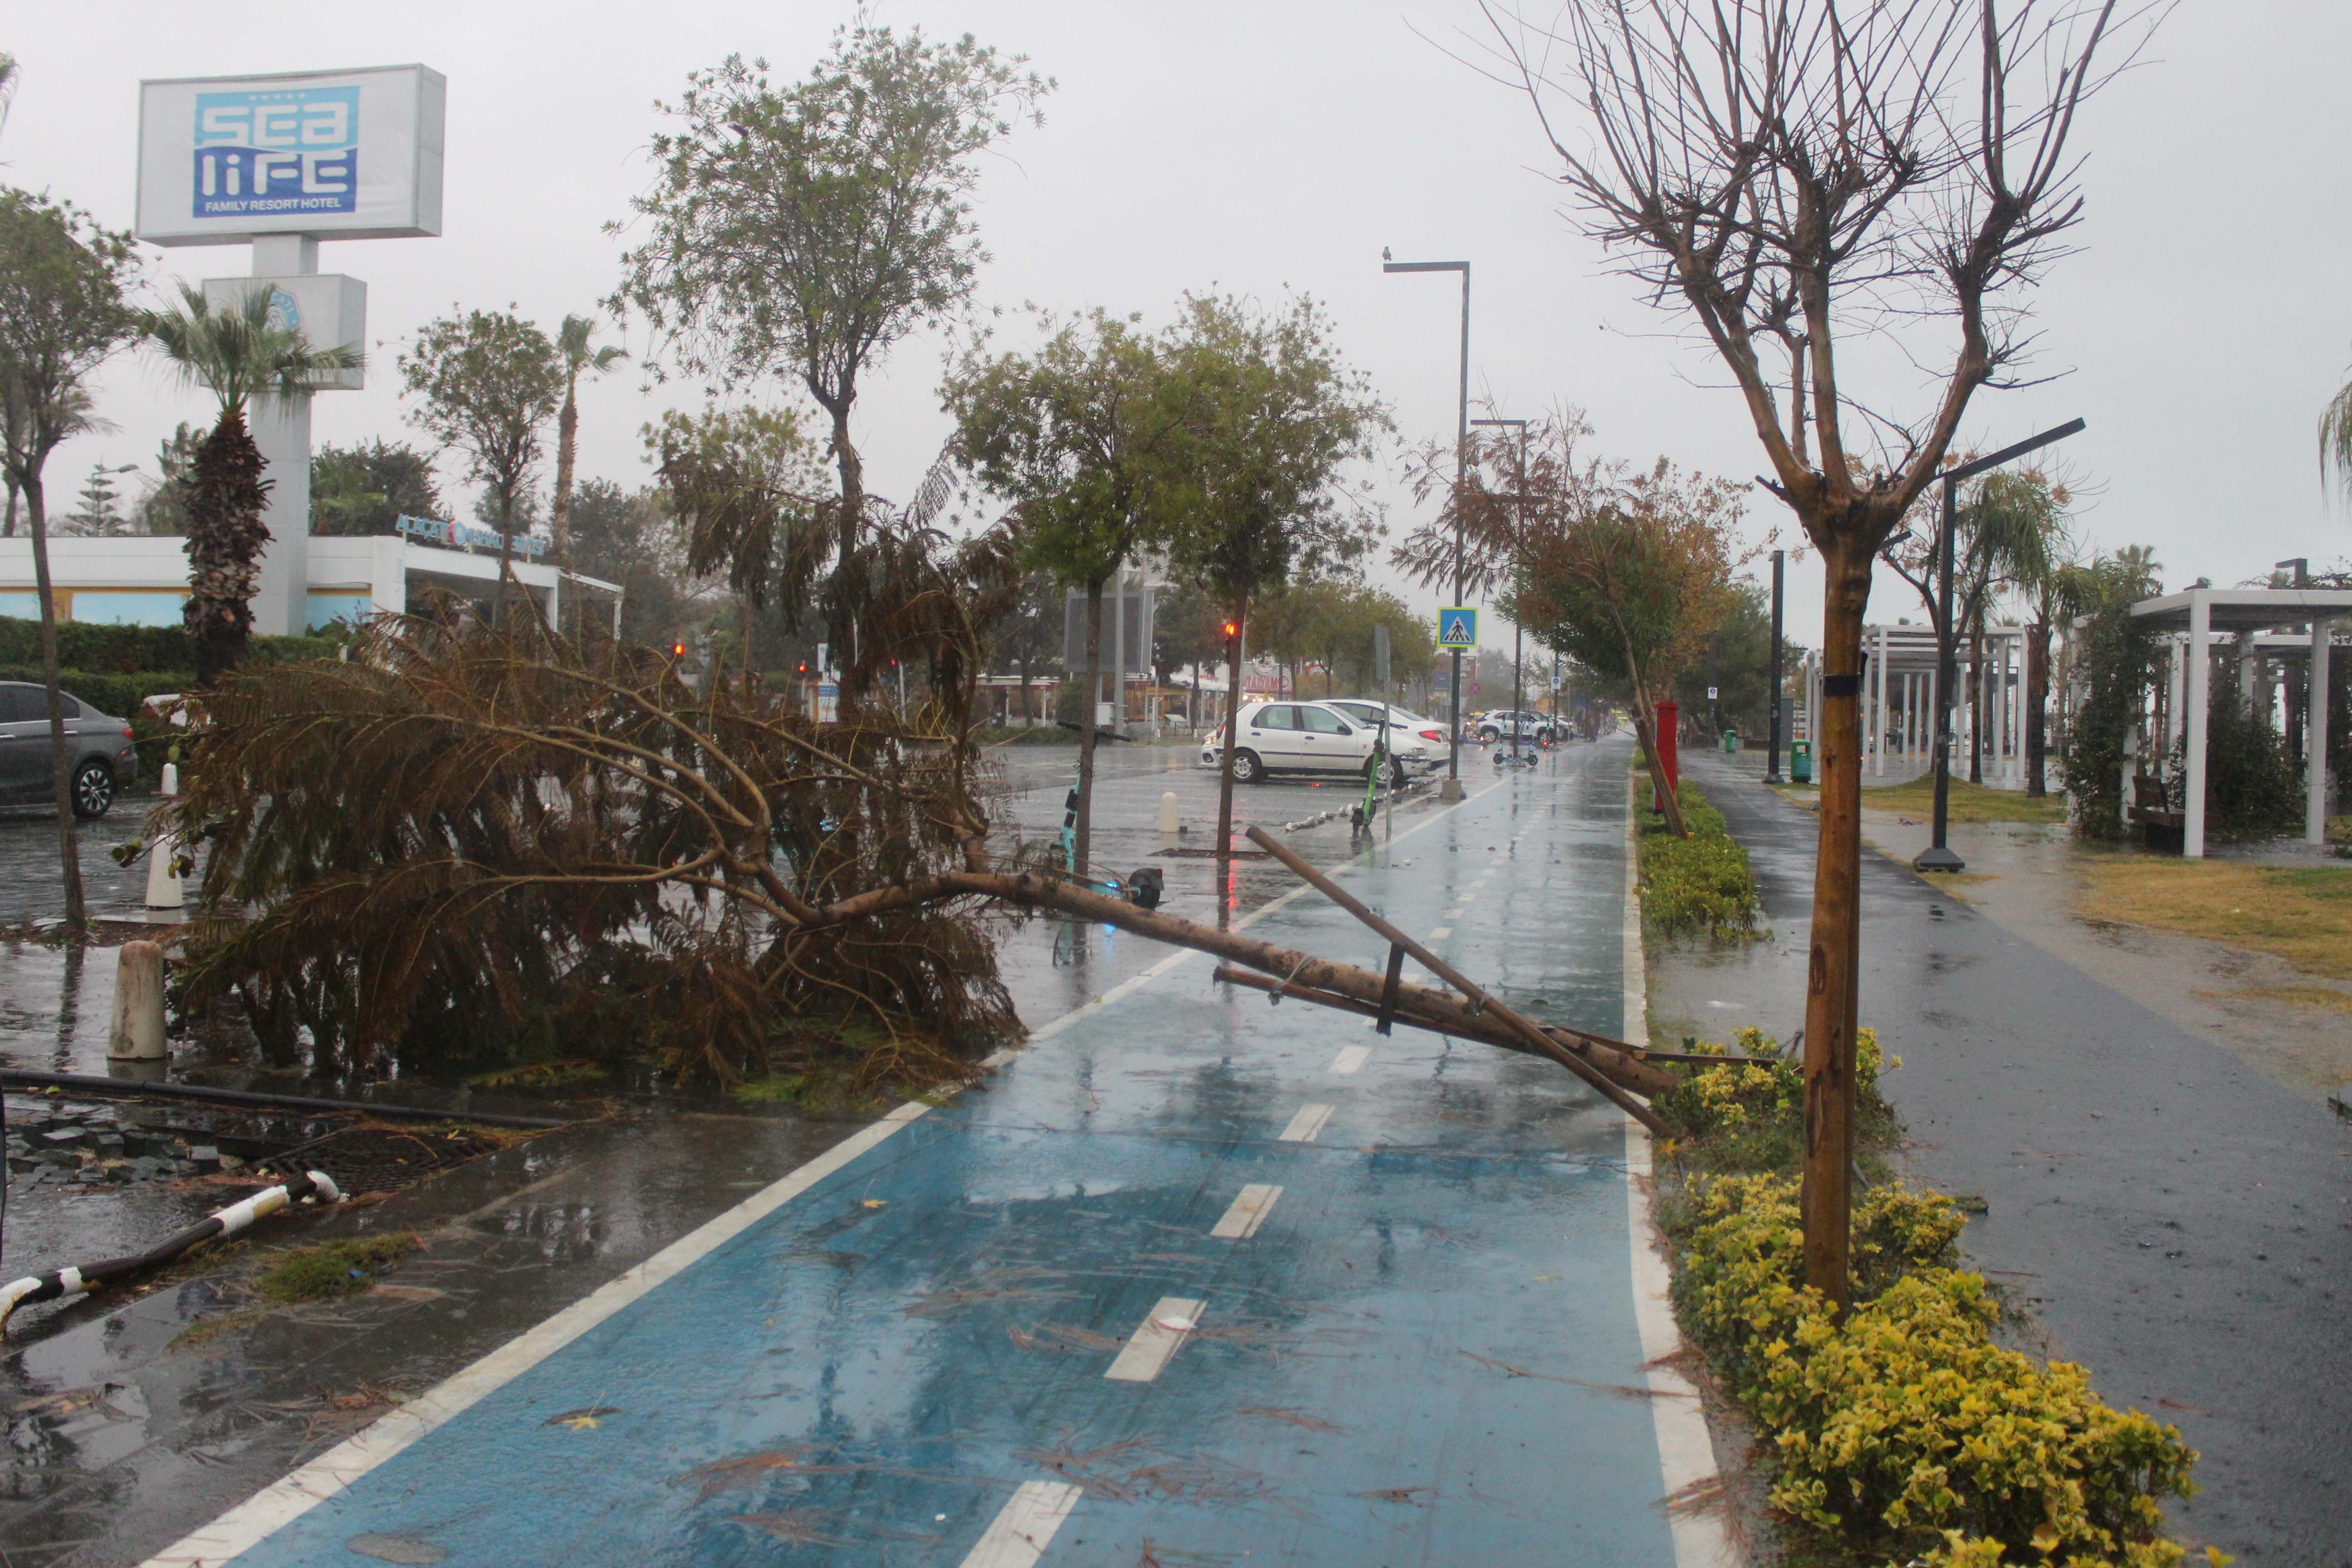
[400, 307, 563, 617]
[612, 26, 1049, 687]
[565, 477, 700, 647]
[947, 309, 1181, 875]
[0, 189, 140, 933]
[1512, 433, 1748, 838]
[549, 313, 627, 567]
[310, 438, 444, 536]
[1157, 293, 1385, 882]
[139, 283, 362, 683]
[985, 570, 1064, 726]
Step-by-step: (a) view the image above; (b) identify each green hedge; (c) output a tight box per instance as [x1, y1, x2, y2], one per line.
[0, 614, 339, 673]
[1637, 777, 1761, 939]
[0, 665, 191, 719]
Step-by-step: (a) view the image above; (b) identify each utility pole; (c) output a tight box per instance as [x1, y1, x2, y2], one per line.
[1384, 251, 1471, 799]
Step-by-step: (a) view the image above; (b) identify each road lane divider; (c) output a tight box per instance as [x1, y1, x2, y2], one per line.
[1105, 1297, 1205, 1382]
[957, 1480, 1085, 1568]
[1427, 926, 1452, 940]
[1277, 1103, 1334, 1142]
[1210, 1185, 1282, 1240]
[1328, 1045, 1370, 1075]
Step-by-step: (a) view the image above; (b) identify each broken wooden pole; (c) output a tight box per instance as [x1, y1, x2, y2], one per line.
[1240, 826, 1673, 1136]
[1209, 966, 1678, 1098]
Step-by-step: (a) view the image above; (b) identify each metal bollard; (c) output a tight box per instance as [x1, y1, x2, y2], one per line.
[108, 940, 167, 1061]
[1158, 791, 1181, 834]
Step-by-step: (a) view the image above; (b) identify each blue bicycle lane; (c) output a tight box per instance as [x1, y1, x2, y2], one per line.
[155, 740, 1692, 1568]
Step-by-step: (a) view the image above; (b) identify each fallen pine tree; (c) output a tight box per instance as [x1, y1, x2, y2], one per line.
[136, 598, 1679, 1129]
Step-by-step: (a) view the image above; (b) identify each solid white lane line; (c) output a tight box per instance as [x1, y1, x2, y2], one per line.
[1278, 1103, 1334, 1142]
[1621, 782, 1736, 1568]
[959, 1481, 1085, 1568]
[138, 1098, 939, 1568]
[1328, 1045, 1371, 1075]
[1210, 1184, 1283, 1240]
[143, 769, 1520, 1568]
[1105, 1296, 1205, 1382]
[1427, 926, 1452, 940]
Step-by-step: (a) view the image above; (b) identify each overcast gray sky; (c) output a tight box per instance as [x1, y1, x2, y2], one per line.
[6, 1, 2348, 659]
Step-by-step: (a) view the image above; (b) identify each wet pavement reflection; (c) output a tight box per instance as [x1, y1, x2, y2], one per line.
[2, 741, 1680, 1566]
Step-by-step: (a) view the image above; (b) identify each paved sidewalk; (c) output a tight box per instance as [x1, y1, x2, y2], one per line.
[146, 740, 1712, 1568]
[1653, 750, 2352, 1565]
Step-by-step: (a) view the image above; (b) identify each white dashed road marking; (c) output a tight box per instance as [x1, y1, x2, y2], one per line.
[1328, 1045, 1370, 1075]
[958, 1481, 1085, 1568]
[1104, 1297, 1205, 1382]
[1210, 1185, 1283, 1239]
[1278, 1103, 1334, 1142]
[1427, 926, 1452, 940]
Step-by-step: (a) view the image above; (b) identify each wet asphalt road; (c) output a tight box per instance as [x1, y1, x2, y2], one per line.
[1663, 750, 2352, 1565]
[5, 742, 1695, 1567]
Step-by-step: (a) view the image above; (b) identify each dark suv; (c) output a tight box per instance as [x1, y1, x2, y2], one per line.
[0, 682, 138, 818]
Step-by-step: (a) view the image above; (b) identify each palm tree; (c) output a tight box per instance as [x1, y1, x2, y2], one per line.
[2322, 362, 2352, 505]
[1954, 470, 2061, 783]
[547, 313, 626, 577]
[138, 283, 361, 682]
[0, 53, 20, 141]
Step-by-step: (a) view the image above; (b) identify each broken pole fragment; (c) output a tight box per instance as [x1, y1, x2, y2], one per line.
[1241, 825, 1674, 1136]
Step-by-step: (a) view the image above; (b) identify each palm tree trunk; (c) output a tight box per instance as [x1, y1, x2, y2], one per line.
[1968, 619, 1986, 785]
[2025, 622, 2051, 797]
[25, 473, 86, 935]
[549, 380, 580, 573]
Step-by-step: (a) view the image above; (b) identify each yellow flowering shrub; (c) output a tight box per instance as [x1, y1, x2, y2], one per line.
[1667, 1173, 2197, 1564]
[1661, 1027, 1900, 1139]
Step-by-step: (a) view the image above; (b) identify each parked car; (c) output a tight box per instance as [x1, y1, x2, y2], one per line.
[0, 681, 137, 818]
[1465, 709, 1558, 745]
[1198, 700, 1412, 785]
[1322, 701, 1446, 770]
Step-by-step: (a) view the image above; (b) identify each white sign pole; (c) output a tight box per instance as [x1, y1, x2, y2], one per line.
[249, 236, 314, 637]
[138, 65, 445, 638]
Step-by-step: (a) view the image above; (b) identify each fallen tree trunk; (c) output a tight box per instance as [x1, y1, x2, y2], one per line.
[926, 868, 1677, 1129]
[1208, 966, 1678, 1099]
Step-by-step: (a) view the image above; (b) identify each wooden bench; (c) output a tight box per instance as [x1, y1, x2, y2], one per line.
[2126, 773, 2184, 846]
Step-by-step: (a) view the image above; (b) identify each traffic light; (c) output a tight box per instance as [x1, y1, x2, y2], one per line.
[670, 638, 686, 660]
[1222, 620, 1239, 639]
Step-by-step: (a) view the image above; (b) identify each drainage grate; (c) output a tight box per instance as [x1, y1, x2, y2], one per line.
[261, 1124, 505, 1198]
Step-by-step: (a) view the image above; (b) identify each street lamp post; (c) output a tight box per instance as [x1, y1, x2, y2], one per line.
[1765, 548, 1786, 782]
[1915, 417, 2086, 872]
[1470, 416, 1529, 764]
[1384, 251, 1470, 800]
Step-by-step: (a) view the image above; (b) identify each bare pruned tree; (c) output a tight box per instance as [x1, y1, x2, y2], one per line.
[1472, 0, 2160, 1304]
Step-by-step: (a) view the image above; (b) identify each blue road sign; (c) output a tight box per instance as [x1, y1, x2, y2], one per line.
[1437, 606, 1478, 648]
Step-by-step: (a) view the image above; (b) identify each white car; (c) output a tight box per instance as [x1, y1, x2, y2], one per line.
[1323, 701, 1446, 772]
[1198, 700, 1413, 785]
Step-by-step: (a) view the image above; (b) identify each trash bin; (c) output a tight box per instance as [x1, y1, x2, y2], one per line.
[1721, 728, 1739, 754]
[1791, 739, 1813, 783]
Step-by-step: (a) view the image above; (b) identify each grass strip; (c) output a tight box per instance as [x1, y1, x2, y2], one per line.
[2080, 858, 2352, 983]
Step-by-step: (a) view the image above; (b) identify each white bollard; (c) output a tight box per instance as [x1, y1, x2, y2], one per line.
[108, 941, 167, 1061]
[1158, 791, 1181, 834]
[146, 762, 185, 910]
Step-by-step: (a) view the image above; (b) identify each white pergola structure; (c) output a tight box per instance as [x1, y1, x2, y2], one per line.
[2129, 587, 2350, 857]
[1793, 622, 2032, 782]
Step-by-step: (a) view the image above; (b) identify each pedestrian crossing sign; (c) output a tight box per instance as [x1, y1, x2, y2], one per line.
[1437, 607, 1478, 649]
